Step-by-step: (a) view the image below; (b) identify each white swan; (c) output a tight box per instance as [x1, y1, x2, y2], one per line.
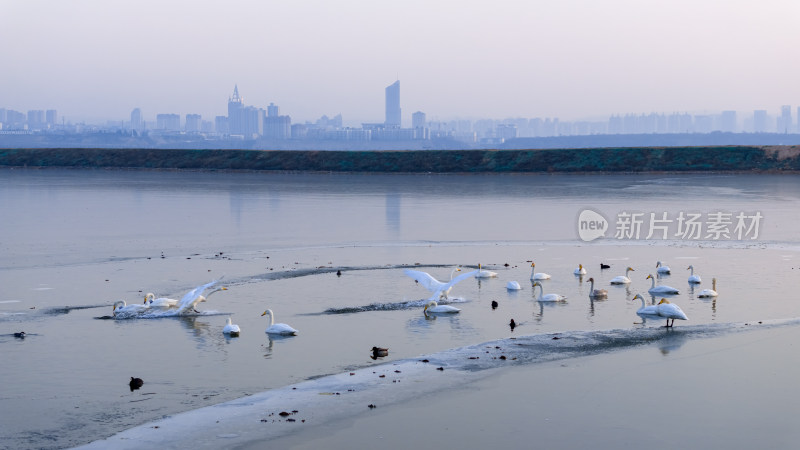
[656, 261, 671, 274]
[506, 280, 522, 290]
[587, 277, 607, 299]
[423, 300, 461, 314]
[646, 274, 680, 294]
[112, 300, 150, 318]
[176, 286, 227, 314]
[533, 281, 566, 302]
[530, 262, 551, 280]
[698, 278, 718, 298]
[223, 317, 241, 336]
[143, 293, 178, 309]
[687, 265, 702, 284]
[475, 263, 498, 278]
[610, 267, 634, 284]
[574, 264, 587, 275]
[632, 293, 658, 315]
[262, 309, 298, 335]
[657, 298, 688, 327]
[404, 267, 479, 301]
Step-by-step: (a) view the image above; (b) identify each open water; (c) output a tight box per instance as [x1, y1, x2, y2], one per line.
[1, 169, 799, 449]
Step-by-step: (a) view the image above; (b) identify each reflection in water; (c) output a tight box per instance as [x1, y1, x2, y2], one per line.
[657, 330, 688, 355]
[385, 192, 400, 235]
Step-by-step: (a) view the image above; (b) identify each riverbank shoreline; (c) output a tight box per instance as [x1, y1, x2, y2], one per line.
[2, 146, 800, 173]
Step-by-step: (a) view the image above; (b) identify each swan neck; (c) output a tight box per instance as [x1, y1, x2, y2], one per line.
[650, 276, 655, 289]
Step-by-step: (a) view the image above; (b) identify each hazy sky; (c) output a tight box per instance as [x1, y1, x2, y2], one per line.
[3, 0, 799, 126]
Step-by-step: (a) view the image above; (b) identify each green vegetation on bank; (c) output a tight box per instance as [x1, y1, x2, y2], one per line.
[1, 146, 799, 173]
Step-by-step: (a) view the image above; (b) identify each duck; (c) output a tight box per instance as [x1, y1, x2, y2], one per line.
[610, 267, 634, 284]
[222, 317, 241, 336]
[697, 278, 718, 298]
[129, 377, 144, 391]
[530, 262, 551, 280]
[262, 309, 298, 336]
[506, 280, 522, 290]
[532, 281, 567, 302]
[491, 300, 499, 309]
[371, 346, 389, 358]
[143, 293, 179, 309]
[646, 274, 680, 295]
[587, 277, 608, 299]
[656, 261, 671, 274]
[657, 298, 688, 327]
[475, 263, 498, 278]
[600, 263, 611, 270]
[112, 300, 150, 318]
[632, 293, 658, 315]
[13, 331, 26, 338]
[423, 300, 461, 314]
[509, 319, 516, 331]
[574, 264, 587, 275]
[687, 265, 702, 284]
[405, 267, 479, 301]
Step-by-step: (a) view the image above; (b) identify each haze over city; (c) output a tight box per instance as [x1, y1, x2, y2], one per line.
[3, 0, 799, 126]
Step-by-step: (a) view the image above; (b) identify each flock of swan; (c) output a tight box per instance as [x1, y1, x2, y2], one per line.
[112, 260, 716, 340]
[404, 261, 718, 328]
[111, 281, 298, 337]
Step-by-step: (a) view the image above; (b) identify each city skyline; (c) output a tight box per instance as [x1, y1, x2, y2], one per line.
[2, 1, 799, 125]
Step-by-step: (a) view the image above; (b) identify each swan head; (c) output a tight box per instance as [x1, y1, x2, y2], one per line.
[646, 274, 653, 280]
[113, 300, 126, 309]
[261, 309, 272, 317]
[686, 265, 693, 271]
[658, 298, 670, 305]
[578, 264, 583, 270]
[588, 277, 594, 283]
[656, 261, 662, 267]
[627, 267, 635, 272]
[632, 294, 643, 301]
[531, 262, 535, 268]
[143, 293, 155, 304]
[423, 300, 437, 313]
[533, 281, 541, 287]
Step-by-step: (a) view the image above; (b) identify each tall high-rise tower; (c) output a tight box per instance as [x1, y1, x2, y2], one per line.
[228, 85, 245, 135]
[385, 80, 401, 128]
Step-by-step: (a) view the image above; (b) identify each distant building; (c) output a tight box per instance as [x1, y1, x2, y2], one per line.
[27, 110, 44, 130]
[156, 113, 181, 131]
[228, 85, 245, 135]
[267, 102, 280, 118]
[412, 111, 426, 129]
[264, 115, 291, 140]
[185, 114, 202, 132]
[215, 116, 229, 134]
[778, 105, 792, 133]
[131, 108, 143, 132]
[385, 80, 401, 128]
[46, 110, 57, 127]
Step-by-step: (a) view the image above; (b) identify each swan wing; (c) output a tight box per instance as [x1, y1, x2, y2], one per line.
[404, 269, 445, 292]
[176, 280, 218, 313]
[444, 269, 480, 289]
[427, 270, 479, 300]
